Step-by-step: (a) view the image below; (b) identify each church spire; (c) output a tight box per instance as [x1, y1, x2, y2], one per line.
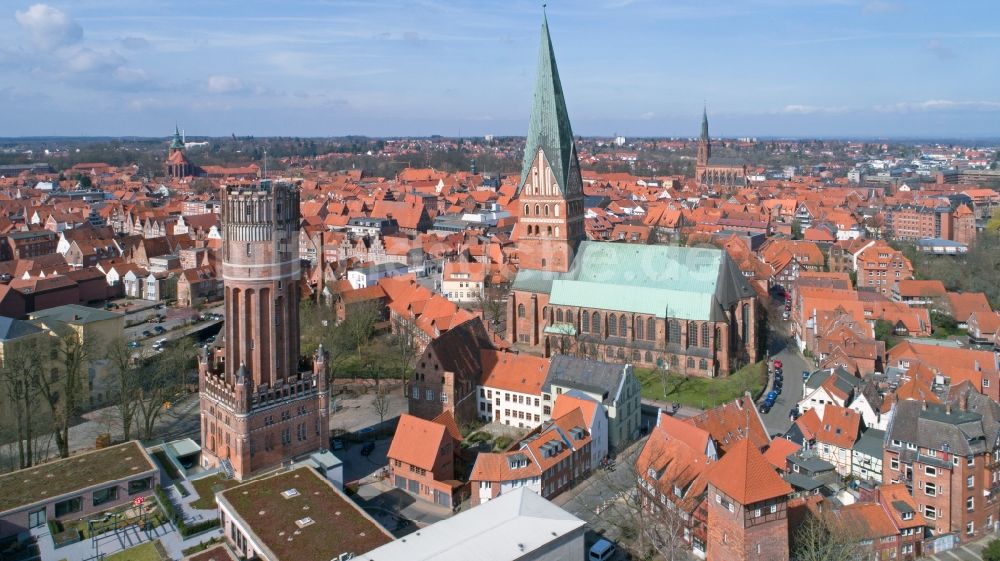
[701, 104, 709, 142]
[518, 11, 582, 197]
[170, 124, 184, 151]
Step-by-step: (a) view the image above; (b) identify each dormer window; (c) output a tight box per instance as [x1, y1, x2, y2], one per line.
[901, 511, 913, 521]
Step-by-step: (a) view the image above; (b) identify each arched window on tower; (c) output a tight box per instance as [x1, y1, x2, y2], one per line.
[524, 204, 530, 216]
[544, 204, 549, 216]
[547, 226, 552, 236]
[535, 204, 541, 216]
[554, 204, 560, 217]
[517, 303, 526, 318]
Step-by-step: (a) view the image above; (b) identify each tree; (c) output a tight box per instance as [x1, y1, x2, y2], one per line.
[388, 320, 417, 393]
[36, 328, 91, 458]
[983, 538, 1000, 561]
[136, 340, 194, 440]
[792, 510, 864, 561]
[0, 337, 46, 468]
[372, 384, 391, 427]
[343, 300, 381, 360]
[475, 283, 507, 334]
[588, 443, 689, 561]
[107, 337, 141, 441]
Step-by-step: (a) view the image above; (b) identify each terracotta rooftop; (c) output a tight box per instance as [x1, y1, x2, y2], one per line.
[706, 438, 792, 506]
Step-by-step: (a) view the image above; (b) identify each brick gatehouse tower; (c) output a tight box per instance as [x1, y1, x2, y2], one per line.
[199, 180, 329, 480]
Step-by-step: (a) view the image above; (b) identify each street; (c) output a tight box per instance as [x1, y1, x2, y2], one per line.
[929, 533, 996, 560]
[553, 438, 646, 532]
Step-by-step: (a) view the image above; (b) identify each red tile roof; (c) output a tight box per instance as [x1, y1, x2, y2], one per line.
[706, 439, 791, 505]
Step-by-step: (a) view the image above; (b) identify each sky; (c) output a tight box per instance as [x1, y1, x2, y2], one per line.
[1, 0, 999, 139]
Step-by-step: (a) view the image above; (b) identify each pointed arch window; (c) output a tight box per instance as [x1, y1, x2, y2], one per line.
[554, 204, 560, 217]
[608, 314, 617, 336]
[535, 204, 541, 216]
[592, 312, 601, 335]
[555, 309, 564, 323]
[687, 321, 697, 348]
[517, 303, 526, 318]
[701, 323, 710, 347]
[619, 315, 628, 337]
[636, 318, 644, 340]
[581, 311, 590, 333]
[647, 317, 656, 341]
[544, 204, 549, 216]
[524, 204, 530, 216]
[668, 319, 680, 343]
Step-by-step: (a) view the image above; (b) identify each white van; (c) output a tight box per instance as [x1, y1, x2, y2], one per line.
[589, 539, 616, 561]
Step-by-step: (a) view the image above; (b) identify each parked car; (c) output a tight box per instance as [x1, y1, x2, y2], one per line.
[360, 442, 375, 456]
[767, 390, 778, 401]
[789, 408, 799, 419]
[782, 311, 790, 320]
[773, 360, 783, 369]
[802, 370, 811, 380]
[589, 539, 617, 561]
[127, 341, 141, 349]
[759, 403, 771, 414]
[331, 439, 344, 451]
[775, 368, 783, 377]
[154, 326, 166, 334]
[142, 330, 152, 338]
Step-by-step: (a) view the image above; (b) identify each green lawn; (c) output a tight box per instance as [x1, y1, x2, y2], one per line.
[636, 361, 767, 409]
[190, 475, 240, 510]
[105, 540, 163, 561]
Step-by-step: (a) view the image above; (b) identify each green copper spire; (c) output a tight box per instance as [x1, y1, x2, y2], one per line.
[701, 105, 709, 141]
[518, 12, 582, 197]
[170, 124, 184, 150]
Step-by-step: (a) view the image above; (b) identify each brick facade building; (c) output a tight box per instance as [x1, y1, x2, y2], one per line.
[198, 180, 329, 480]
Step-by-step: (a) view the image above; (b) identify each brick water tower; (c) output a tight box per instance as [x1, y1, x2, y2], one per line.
[199, 180, 329, 480]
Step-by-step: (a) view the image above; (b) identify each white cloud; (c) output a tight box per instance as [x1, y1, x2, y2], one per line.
[874, 100, 1000, 113]
[60, 46, 122, 73]
[779, 104, 850, 115]
[207, 75, 245, 94]
[15, 4, 83, 51]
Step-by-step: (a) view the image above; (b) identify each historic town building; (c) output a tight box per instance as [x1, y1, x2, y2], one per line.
[198, 180, 329, 480]
[164, 125, 199, 178]
[506, 19, 759, 376]
[695, 108, 748, 192]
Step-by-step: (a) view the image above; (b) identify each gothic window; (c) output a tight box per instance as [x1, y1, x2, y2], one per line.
[645, 351, 653, 363]
[547, 226, 552, 236]
[687, 357, 695, 369]
[592, 312, 601, 335]
[636, 317, 644, 340]
[742, 304, 750, 345]
[671, 355, 679, 367]
[556, 309, 564, 323]
[687, 321, 697, 348]
[668, 319, 680, 343]
[518, 303, 526, 318]
[617, 349, 625, 359]
[535, 204, 541, 216]
[565, 309, 573, 324]
[608, 314, 617, 336]
[582, 311, 590, 332]
[647, 317, 656, 341]
[554, 204, 560, 217]
[542, 306, 548, 320]
[544, 204, 549, 216]
[524, 203, 530, 216]
[620, 315, 628, 337]
[699, 358, 708, 370]
[701, 323, 710, 347]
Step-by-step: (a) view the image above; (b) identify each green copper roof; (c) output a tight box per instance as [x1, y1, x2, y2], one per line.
[513, 241, 756, 321]
[170, 125, 184, 150]
[701, 106, 709, 141]
[517, 14, 582, 197]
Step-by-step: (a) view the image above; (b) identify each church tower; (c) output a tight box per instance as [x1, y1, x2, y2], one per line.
[697, 106, 711, 168]
[165, 125, 194, 178]
[514, 12, 585, 274]
[199, 180, 329, 480]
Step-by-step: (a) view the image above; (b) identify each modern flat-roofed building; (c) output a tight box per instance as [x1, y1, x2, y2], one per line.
[217, 466, 393, 561]
[354, 487, 585, 561]
[0, 441, 158, 539]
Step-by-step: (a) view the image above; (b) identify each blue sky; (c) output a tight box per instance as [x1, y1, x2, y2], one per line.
[1, 0, 999, 138]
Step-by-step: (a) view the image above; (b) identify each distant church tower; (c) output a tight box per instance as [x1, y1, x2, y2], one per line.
[198, 180, 329, 480]
[697, 106, 711, 169]
[165, 125, 195, 178]
[514, 12, 585, 274]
